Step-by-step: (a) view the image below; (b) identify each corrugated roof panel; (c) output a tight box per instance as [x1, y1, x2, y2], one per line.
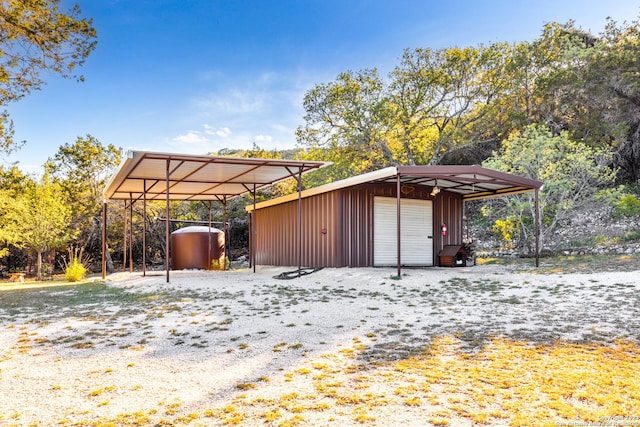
[103, 150, 329, 200]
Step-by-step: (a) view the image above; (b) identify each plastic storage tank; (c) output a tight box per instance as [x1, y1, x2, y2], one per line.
[171, 226, 225, 270]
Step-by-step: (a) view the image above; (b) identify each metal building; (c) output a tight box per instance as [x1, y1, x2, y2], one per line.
[246, 165, 543, 272]
[102, 152, 542, 281]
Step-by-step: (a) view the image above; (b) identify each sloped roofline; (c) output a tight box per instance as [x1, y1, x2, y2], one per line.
[247, 165, 542, 211]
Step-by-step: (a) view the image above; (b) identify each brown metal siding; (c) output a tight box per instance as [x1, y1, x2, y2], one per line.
[336, 187, 371, 267]
[254, 192, 340, 267]
[254, 183, 463, 268]
[301, 192, 340, 266]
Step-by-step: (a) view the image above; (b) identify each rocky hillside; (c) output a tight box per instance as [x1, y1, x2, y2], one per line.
[471, 204, 640, 258]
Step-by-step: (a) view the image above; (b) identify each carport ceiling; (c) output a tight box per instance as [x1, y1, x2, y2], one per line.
[103, 151, 328, 201]
[393, 165, 542, 200]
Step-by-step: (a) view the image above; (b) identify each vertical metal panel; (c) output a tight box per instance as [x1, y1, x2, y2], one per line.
[433, 191, 463, 266]
[338, 187, 371, 267]
[254, 191, 339, 267]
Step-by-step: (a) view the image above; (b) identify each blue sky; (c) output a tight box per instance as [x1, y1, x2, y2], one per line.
[5, 0, 640, 174]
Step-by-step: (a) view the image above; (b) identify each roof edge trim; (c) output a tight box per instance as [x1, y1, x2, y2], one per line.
[247, 166, 398, 211]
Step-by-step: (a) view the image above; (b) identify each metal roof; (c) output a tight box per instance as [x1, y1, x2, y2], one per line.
[248, 165, 542, 211]
[103, 150, 329, 201]
[394, 165, 542, 201]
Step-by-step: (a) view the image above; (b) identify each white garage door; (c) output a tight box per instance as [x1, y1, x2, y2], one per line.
[373, 197, 433, 266]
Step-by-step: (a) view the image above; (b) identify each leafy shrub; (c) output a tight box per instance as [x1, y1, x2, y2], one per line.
[622, 230, 640, 242]
[491, 217, 518, 247]
[595, 185, 627, 206]
[65, 257, 87, 282]
[614, 195, 640, 218]
[595, 186, 640, 218]
[211, 256, 230, 270]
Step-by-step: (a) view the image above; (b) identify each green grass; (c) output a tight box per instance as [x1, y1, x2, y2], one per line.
[0, 279, 215, 324]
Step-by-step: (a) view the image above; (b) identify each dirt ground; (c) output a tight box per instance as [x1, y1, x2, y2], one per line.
[1, 259, 639, 426]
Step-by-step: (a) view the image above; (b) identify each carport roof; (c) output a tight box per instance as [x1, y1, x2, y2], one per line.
[248, 165, 542, 210]
[103, 150, 328, 201]
[394, 165, 542, 201]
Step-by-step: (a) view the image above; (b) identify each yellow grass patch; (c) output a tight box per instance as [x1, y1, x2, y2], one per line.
[199, 335, 640, 426]
[47, 335, 640, 426]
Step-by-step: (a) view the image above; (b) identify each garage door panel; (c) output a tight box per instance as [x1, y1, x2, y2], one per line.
[374, 197, 433, 266]
[373, 198, 398, 265]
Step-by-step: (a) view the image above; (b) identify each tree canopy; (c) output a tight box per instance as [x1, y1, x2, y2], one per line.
[298, 17, 640, 187]
[46, 135, 122, 258]
[0, 173, 75, 279]
[482, 124, 616, 252]
[0, 0, 96, 154]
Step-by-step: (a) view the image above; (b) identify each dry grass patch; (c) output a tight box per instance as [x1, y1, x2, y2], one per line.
[477, 253, 640, 274]
[196, 335, 640, 426]
[4, 334, 640, 426]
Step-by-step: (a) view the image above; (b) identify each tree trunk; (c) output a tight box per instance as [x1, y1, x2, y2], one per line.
[105, 244, 115, 274]
[36, 250, 42, 281]
[82, 216, 98, 255]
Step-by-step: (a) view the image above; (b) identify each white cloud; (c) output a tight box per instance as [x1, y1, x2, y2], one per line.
[177, 69, 337, 153]
[173, 131, 208, 144]
[217, 127, 231, 137]
[193, 89, 264, 115]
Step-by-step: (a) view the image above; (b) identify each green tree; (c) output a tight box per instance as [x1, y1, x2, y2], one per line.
[0, 164, 31, 195]
[296, 44, 515, 175]
[512, 18, 640, 184]
[482, 124, 616, 253]
[45, 135, 122, 258]
[46, 135, 122, 216]
[296, 69, 394, 180]
[0, 166, 34, 259]
[2, 173, 75, 279]
[0, 0, 96, 154]
[459, 22, 601, 163]
[298, 145, 372, 188]
[579, 17, 640, 183]
[388, 43, 511, 165]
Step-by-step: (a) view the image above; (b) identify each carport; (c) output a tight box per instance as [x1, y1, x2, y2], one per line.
[393, 165, 543, 272]
[101, 150, 327, 282]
